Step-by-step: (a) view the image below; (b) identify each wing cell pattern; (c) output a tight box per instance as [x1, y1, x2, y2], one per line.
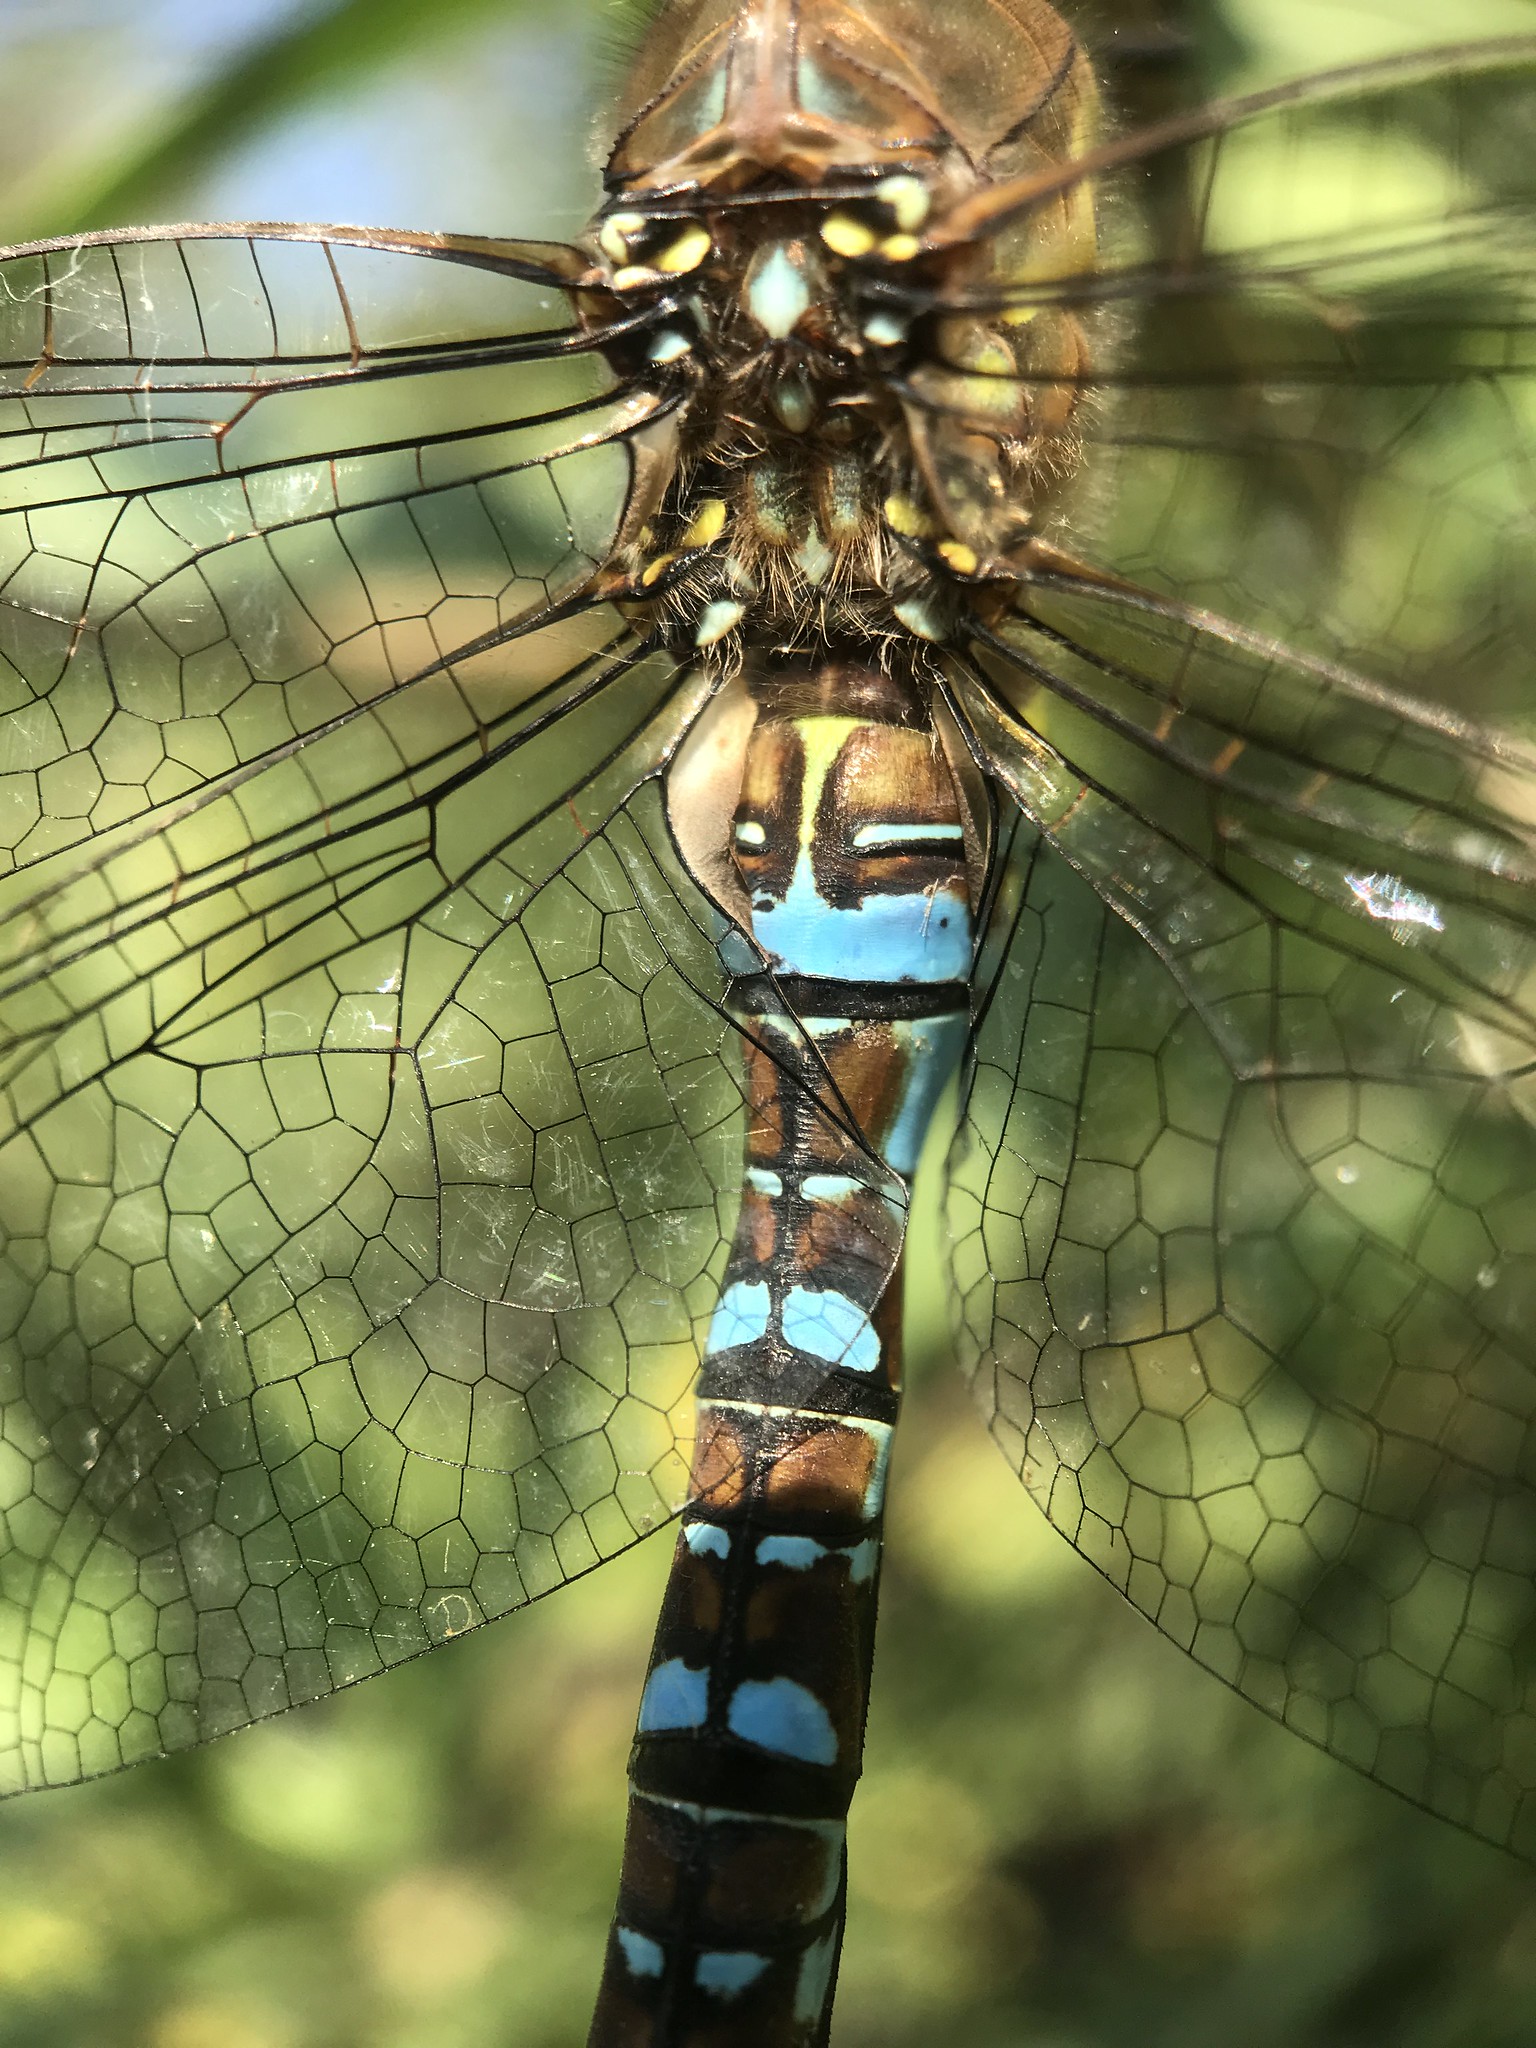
[0, 228, 761, 1789]
[944, 46, 1536, 1858]
[0, 749, 744, 1792]
[0, 231, 651, 876]
[4, 41, 1536, 1861]
[950, 821, 1536, 1848]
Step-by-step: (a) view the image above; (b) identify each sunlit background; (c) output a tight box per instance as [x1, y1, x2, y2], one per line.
[2, 2, 1536, 2045]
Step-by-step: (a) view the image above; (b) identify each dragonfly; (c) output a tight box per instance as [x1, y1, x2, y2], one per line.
[2, 1, 1535, 2042]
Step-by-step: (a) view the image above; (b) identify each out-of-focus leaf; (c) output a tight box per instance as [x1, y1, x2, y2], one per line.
[6, 0, 567, 239]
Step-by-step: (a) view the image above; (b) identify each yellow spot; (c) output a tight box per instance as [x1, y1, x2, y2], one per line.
[656, 223, 712, 275]
[820, 212, 878, 259]
[938, 541, 979, 576]
[970, 341, 1015, 377]
[883, 495, 936, 538]
[640, 553, 677, 587]
[598, 211, 646, 262]
[880, 234, 921, 263]
[681, 500, 728, 548]
[598, 224, 627, 264]
[874, 174, 931, 232]
[1000, 301, 1040, 326]
[612, 264, 660, 292]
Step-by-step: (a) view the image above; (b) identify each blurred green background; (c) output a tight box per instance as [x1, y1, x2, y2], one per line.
[3, 2, 1536, 2045]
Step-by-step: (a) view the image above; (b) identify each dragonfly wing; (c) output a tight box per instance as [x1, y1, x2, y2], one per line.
[946, 795, 1535, 1852]
[0, 230, 748, 1793]
[940, 45, 1536, 1858]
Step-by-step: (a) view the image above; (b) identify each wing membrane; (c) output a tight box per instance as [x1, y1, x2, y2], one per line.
[1075, 48, 1536, 709]
[0, 228, 665, 879]
[0, 671, 760, 1792]
[0, 226, 754, 1791]
[943, 42, 1536, 1856]
[947, 812, 1536, 1851]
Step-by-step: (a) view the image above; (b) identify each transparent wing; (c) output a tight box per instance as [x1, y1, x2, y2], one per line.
[1074, 42, 1536, 726]
[0, 225, 671, 881]
[940, 44, 1536, 1856]
[0, 228, 749, 1793]
[946, 807, 1536, 1854]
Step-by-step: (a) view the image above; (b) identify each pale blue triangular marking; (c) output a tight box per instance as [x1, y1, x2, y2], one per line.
[639, 1658, 708, 1732]
[617, 1927, 665, 1979]
[695, 1950, 771, 1998]
[727, 1677, 838, 1764]
[782, 1285, 880, 1373]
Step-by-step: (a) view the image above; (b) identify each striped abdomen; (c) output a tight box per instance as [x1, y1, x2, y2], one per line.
[589, 662, 974, 2045]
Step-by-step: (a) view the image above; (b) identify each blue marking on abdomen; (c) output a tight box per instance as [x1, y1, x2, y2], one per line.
[756, 1534, 826, 1571]
[706, 1279, 771, 1355]
[757, 1533, 881, 1583]
[696, 1951, 771, 1998]
[798, 1171, 898, 1212]
[880, 1012, 970, 1176]
[727, 1677, 838, 1765]
[751, 858, 971, 982]
[639, 1658, 709, 1732]
[617, 1927, 665, 1979]
[684, 1523, 731, 1560]
[782, 1285, 880, 1373]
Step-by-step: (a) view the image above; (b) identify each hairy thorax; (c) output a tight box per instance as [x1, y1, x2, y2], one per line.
[572, 0, 1107, 660]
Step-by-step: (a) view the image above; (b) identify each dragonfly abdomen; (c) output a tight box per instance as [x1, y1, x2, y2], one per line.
[588, 662, 974, 2044]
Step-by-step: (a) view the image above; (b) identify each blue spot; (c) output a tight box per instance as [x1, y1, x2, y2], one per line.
[748, 848, 972, 983]
[893, 596, 945, 642]
[684, 1523, 731, 1560]
[851, 821, 964, 848]
[695, 1950, 771, 1999]
[797, 528, 833, 584]
[695, 597, 746, 648]
[706, 1279, 771, 1355]
[782, 1286, 881, 1373]
[862, 310, 907, 347]
[617, 1927, 665, 1980]
[727, 1677, 838, 1765]
[639, 1658, 708, 1733]
[797, 1173, 863, 1204]
[881, 1013, 970, 1176]
[746, 1168, 784, 1199]
[757, 1533, 881, 1582]
[757, 1534, 825, 1571]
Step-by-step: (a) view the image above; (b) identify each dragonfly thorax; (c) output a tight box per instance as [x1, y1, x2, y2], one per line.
[583, 0, 1110, 656]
